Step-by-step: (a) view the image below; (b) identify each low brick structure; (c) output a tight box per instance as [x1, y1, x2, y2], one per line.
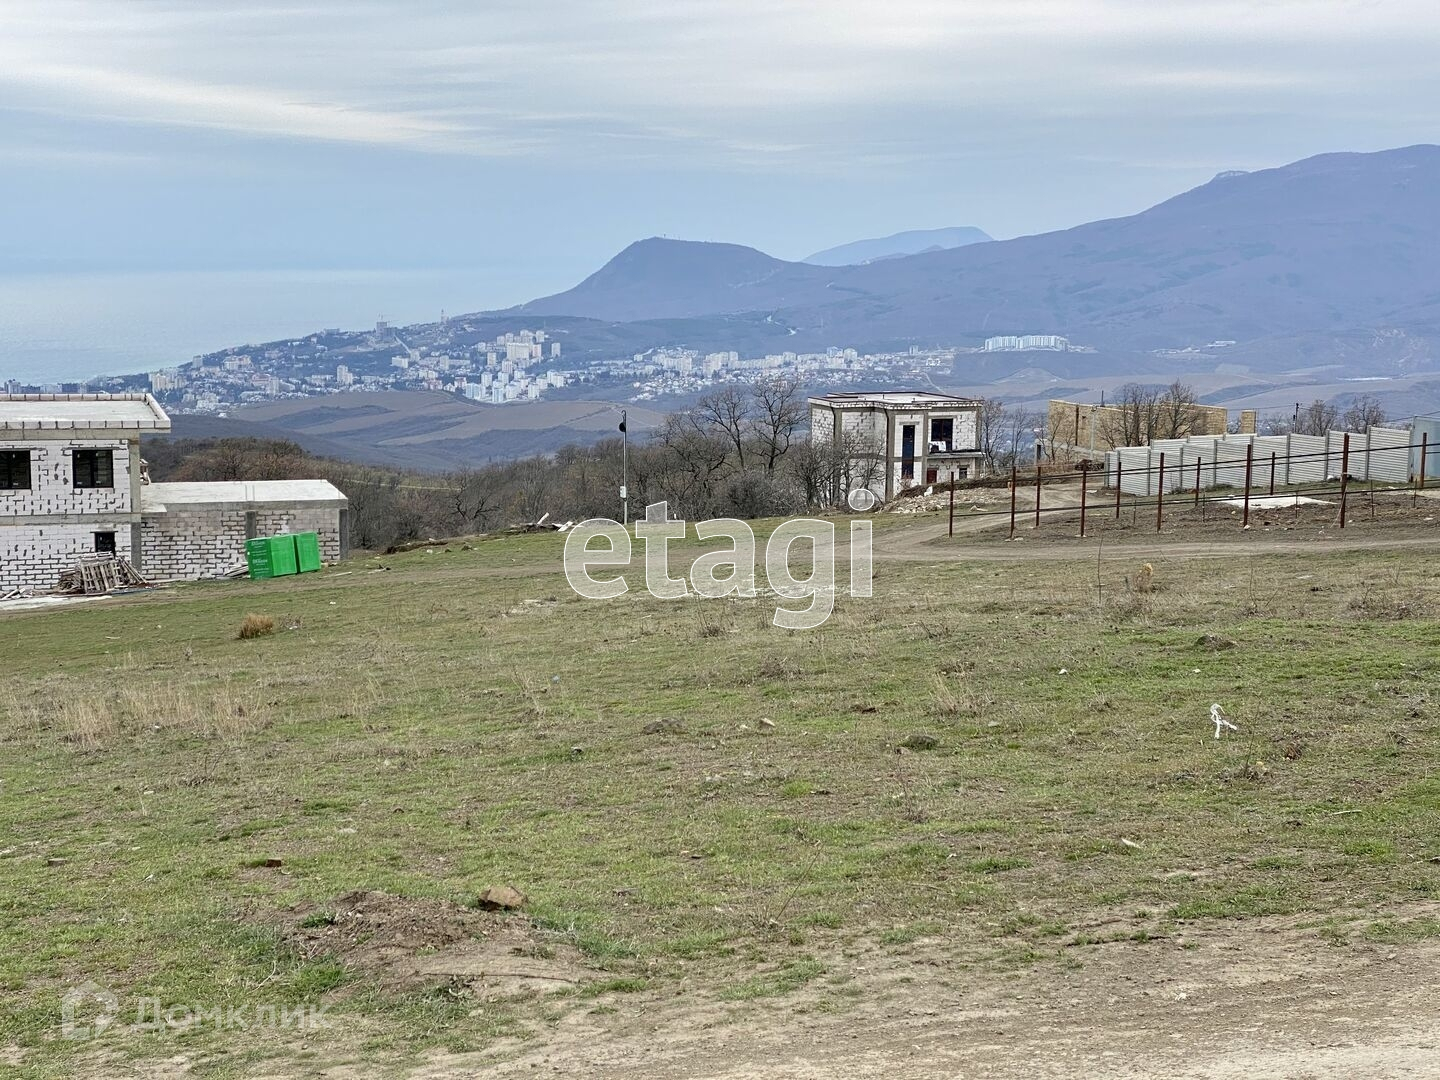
[1, 394, 348, 590]
[140, 481, 348, 581]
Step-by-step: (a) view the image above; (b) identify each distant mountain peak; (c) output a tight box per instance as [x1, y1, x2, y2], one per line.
[508, 145, 1440, 369]
[803, 226, 992, 266]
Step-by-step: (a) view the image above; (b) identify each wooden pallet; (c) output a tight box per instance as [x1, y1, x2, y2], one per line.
[54, 554, 153, 596]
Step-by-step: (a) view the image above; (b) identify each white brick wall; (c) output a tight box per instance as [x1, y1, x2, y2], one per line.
[139, 507, 342, 582]
[0, 439, 132, 517]
[0, 521, 132, 589]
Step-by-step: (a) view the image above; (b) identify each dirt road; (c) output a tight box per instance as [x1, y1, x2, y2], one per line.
[401, 912, 1440, 1079]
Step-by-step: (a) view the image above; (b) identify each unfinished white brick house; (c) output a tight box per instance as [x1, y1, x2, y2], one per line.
[0, 394, 349, 590]
[809, 391, 986, 503]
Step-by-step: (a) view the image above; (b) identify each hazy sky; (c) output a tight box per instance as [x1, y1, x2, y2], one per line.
[3, 0, 1439, 308]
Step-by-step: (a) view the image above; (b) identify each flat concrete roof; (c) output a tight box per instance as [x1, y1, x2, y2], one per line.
[0, 393, 171, 432]
[141, 480, 348, 513]
[810, 391, 983, 408]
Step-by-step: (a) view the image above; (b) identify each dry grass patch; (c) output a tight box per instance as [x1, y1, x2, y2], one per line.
[237, 613, 276, 639]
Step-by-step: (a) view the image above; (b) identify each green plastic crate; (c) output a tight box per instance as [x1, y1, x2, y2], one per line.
[245, 534, 299, 579]
[293, 531, 322, 573]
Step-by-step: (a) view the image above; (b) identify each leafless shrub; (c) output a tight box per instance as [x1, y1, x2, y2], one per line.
[1345, 588, 1428, 621]
[696, 612, 727, 639]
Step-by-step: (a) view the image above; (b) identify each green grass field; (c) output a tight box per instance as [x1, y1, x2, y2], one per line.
[3, 526, 1440, 1076]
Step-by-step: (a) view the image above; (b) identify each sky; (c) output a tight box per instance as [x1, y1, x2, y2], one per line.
[2, 0, 1440, 312]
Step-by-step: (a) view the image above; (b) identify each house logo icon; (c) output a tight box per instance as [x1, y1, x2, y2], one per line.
[60, 981, 119, 1040]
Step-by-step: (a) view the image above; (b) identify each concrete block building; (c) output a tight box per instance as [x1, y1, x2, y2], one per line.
[0, 393, 348, 590]
[809, 391, 986, 503]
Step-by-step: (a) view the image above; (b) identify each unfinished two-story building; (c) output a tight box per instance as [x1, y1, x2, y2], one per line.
[808, 391, 986, 503]
[0, 393, 349, 591]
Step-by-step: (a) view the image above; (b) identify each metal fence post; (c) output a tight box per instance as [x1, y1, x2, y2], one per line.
[1339, 433, 1350, 528]
[1115, 462, 1123, 519]
[1156, 452, 1165, 533]
[1242, 442, 1254, 528]
[1269, 452, 1276, 497]
[1034, 463, 1042, 530]
[1009, 465, 1017, 538]
[948, 479, 955, 537]
[1079, 462, 1088, 538]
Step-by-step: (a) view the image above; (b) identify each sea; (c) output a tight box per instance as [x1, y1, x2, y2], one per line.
[0, 268, 543, 386]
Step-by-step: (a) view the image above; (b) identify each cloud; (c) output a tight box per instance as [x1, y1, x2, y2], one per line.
[0, 0, 1436, 168]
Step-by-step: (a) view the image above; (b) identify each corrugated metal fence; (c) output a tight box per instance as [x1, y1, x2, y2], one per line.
[1103, 427, 1415, 496]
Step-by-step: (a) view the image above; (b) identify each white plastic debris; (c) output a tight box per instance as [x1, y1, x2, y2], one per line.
[1210, 703, 1238, 739]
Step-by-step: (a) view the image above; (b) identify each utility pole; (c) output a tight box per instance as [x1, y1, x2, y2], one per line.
[619, 409, 629, 526]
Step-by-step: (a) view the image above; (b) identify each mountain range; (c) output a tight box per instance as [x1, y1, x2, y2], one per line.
[802, 226, 993, 266]
[513, 145, 1440, 373]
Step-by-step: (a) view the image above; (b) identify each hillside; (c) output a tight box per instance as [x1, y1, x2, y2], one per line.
[510, 146, 1440, 369]
[210, 391, 665, 471]
[7, 522, 1440, 1077]
[803, 226, 993, 266]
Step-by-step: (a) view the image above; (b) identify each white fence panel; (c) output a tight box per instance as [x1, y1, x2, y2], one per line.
[1326, 431, 1351, 478]
[1368, 427, 1411, 483]
[1288, 435, 1326, 484]
[1214, 442, 1249, 488]
[1119, 447, 1152, 495]
[1150, 440, 1188, 493]
[1251, 436, 1290, 487]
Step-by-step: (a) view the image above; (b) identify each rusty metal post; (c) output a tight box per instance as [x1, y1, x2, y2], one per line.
[1079, 462, 1088, 538]
[1033, 462, 1042, 530]
[1194, 458, 1201, 506]
[948, 478, 955, 537]
[1339, 433, 1350, 528]
[1269, 452, 1276, 497]
[1422, 432, 1429, 491]
[1242, 442, 1254, 528]
[1156, 452, 1165, 533]
[1115, 461, 1123, 519]
[1009, 465, 1017, 538]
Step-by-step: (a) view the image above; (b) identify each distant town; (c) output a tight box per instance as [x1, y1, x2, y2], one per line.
[1, 315, 1098, 413]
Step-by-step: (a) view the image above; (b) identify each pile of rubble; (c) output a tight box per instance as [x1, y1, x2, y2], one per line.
[889, 486, 1011, 515]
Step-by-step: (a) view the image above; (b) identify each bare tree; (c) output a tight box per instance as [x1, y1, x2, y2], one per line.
[1098, 384, 1163, 448]
[449, 469, 503, 533]
[977, 398, 1005, 470]
[998, 406, 1041, 469]
[693, 386, 751, 469]
[1341, 394, 1386, 433]
[655, 412, 734, 514]
[1292, 399, 1341, 437]
[751, 374, 807, 473]
[1155, 381, 1202, 440]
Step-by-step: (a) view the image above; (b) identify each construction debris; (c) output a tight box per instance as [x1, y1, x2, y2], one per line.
[514, 513, 578, 534]
[52, 554, 153, 596]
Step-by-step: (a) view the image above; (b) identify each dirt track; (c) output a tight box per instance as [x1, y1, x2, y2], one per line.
[351, 912, 1440, 1079]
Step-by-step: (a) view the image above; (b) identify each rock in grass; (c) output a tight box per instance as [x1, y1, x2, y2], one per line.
[899, 733, 939, 751]
[476, 885, 527, 911]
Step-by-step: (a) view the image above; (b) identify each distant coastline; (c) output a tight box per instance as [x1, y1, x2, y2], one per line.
[0, 266, 544, 385]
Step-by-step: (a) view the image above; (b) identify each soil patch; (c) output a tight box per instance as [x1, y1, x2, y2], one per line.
[283, 890, 599, 996]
